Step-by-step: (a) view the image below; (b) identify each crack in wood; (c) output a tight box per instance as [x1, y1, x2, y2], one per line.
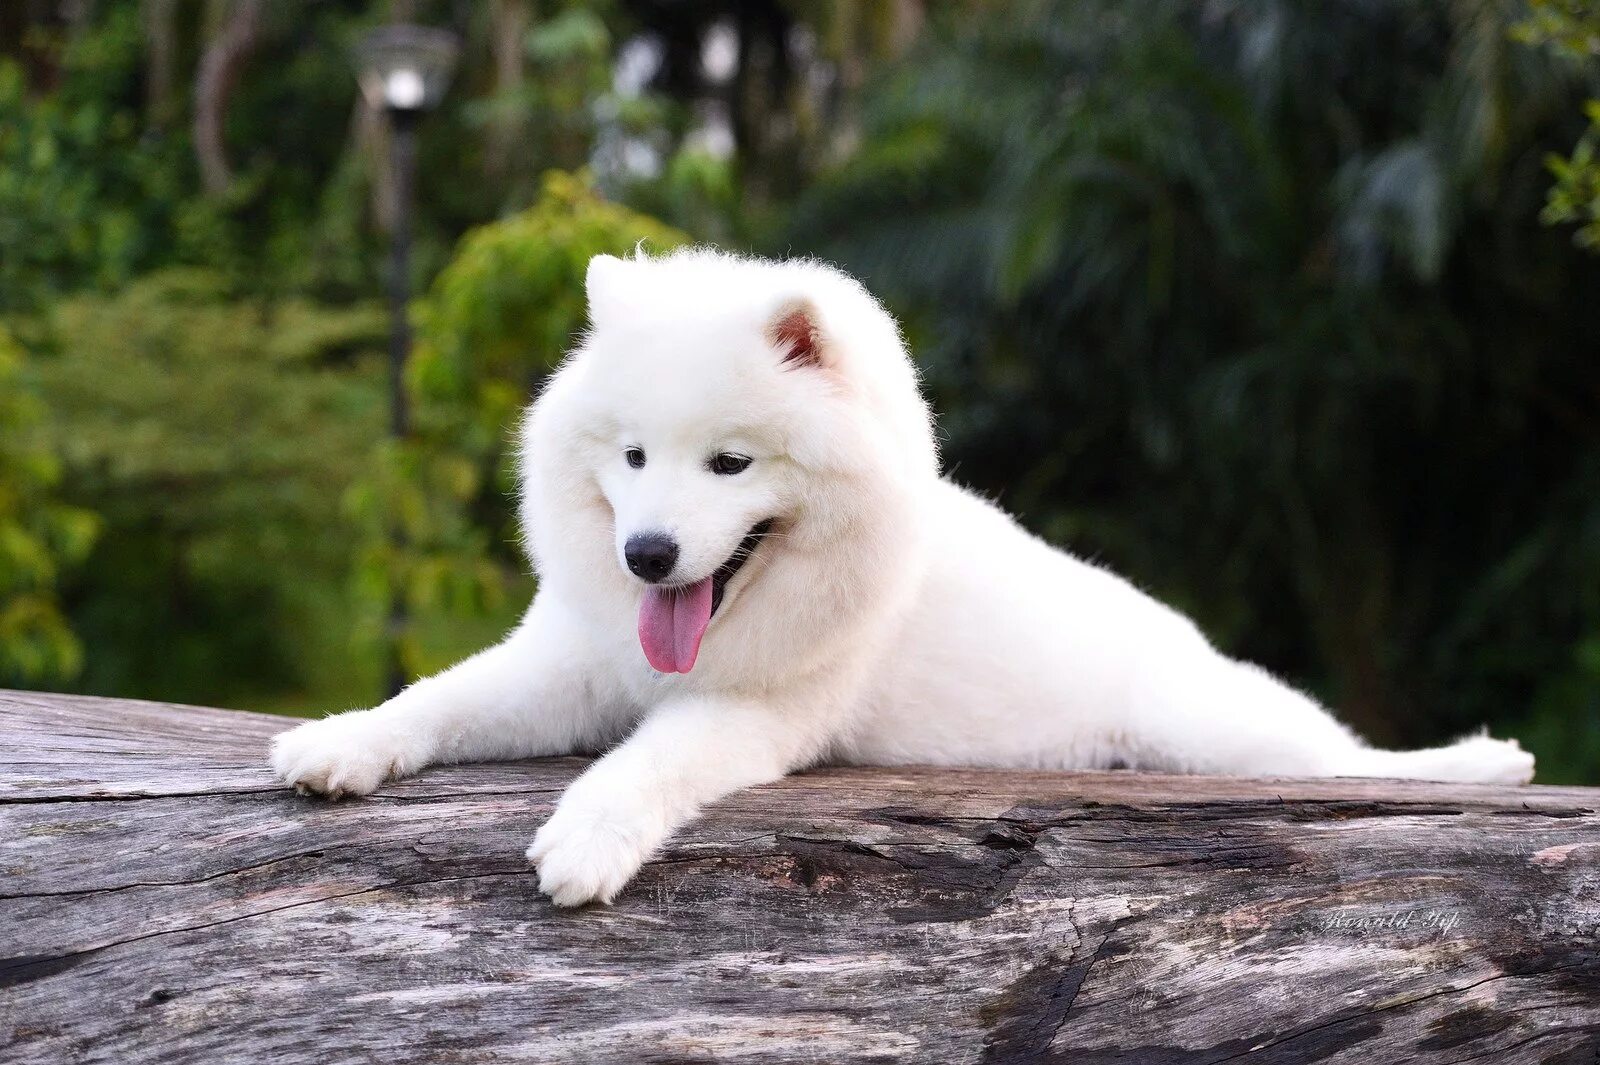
[1201, 967, 1585, 1065]
[0, 843, 375, 901]
[0, 866, 543, 988]
[0, 787, 285, 805]
[1439, 1023, 1600, 1065]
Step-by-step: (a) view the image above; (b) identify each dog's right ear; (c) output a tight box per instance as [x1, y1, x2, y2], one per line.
[767, 297, 828, 370]
[585, 254, 629, 329]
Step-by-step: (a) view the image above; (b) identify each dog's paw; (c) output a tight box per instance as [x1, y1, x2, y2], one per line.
[269, 712, 419, 800]
[1455, 735, 1536, 785]
[526, 809, 652, 907]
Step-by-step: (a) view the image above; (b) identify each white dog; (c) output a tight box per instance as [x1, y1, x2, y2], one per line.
[271, 248, 1535, 906]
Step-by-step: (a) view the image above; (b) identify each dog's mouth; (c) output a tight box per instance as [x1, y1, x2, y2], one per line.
[709, 518, 775, 615]
[637, 519, 775, 674]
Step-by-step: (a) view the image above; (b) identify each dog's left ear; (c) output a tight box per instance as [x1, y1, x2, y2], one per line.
[767, 298, 828, 370]
[585, 254, 630, 330]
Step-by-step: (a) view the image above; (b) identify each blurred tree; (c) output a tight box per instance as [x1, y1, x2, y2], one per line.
[611, 0, 924, 239]
[0, 1, 912, 299]
[0, 327, 99, 686]
[794, 0, 1600, 781]
[345, 171, 688, 680]
[1514, 0, 1600, 249]
[415, 170, 687, 445]
[464, 3, 615, 209]
[0, 38, 188, 313]
[193, 0, 266, 196]
[29, 270, 390, 705]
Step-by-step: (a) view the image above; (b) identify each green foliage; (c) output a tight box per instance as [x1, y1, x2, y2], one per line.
[464, 5, 614, 197]
[0, 1, 634, 314]
[342, 438, 517, 681]
[0, 39, 187, 313]
[1513, 0, 1600, 57]
[1542, 100, 1600, 247]
[1541, 100, 1600, 249]
[796, 0, 1600, 782]
[1515, 1, 1600, 251]
[28, 270, 390, 704]
[341, 171, 688, 680]
[623, 147, 744, 245]
[0, 328, 99, 683]
[416, 170, 688, 445]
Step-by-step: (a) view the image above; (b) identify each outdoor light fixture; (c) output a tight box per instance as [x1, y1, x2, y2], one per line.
[353, 23, 459, 698]
[354, 24, 459, 115]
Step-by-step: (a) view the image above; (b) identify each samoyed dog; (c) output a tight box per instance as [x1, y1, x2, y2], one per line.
[271, 248, 1534, 906]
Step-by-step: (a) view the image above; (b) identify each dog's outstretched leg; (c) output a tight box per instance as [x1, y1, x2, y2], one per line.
[270, 597, 608, 799]
[527, 694, 831, 907]
[1127, 654, 1535, 785]
[1328, 733, 1535, 784]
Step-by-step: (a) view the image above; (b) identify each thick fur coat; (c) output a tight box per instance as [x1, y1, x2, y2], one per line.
[272, 249, 1534, 906]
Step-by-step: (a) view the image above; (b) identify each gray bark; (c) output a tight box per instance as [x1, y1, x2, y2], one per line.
[2, 689, 1597, 1063]
[484, 0, 530, 179]
[192, 0, 263, 196]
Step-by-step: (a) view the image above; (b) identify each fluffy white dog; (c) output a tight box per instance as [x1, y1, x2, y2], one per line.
[271, 248, 1534, 906]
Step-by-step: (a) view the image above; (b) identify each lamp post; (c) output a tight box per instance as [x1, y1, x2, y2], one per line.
[354, 24, 459, 699]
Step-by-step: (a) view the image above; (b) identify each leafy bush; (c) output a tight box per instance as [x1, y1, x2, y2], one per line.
[795, 0, 1600, 782]
[1515, 1, 1600, 250]
[342, 171, 687, 680]
[0, 43, 187, 313]
[29, 270, 389, 704]
[416, 170, 689, 442]
[0, 327, 98, 684]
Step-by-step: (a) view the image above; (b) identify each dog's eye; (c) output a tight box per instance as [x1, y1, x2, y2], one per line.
[709, 453, 752, 476]
[625, 447, 646, 469]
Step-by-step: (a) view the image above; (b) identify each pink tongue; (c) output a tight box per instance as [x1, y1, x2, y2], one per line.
[638, 578, 714, 673]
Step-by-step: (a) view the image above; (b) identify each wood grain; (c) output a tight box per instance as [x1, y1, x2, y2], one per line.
[2, 689, 1598, 1063]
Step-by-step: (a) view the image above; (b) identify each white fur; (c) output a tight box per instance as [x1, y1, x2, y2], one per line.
[271, 248, 1534, 906]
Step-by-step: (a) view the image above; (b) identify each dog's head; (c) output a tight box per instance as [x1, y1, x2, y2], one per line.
[521, 249, 937, 676]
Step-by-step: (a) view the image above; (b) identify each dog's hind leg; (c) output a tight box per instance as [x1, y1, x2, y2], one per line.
[1128, 652, 1534, 785]
[1197, 657, 1535, 784]
[270, 593, 614, 798]
[1324, 734, 1535, 785]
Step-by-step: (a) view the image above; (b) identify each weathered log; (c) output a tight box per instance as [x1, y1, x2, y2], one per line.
[2, 689, 1598, 1063]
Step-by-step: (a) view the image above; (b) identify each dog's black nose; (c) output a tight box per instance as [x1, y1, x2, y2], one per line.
[625, 533, 679, 583]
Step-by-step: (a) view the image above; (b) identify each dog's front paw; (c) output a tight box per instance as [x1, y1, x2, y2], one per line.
[526, 808, 653, 907]
[269, 712, 420, 800]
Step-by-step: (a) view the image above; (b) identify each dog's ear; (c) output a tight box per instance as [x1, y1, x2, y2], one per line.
[767, 297, 827, 370]
[585, 254, 629, 329]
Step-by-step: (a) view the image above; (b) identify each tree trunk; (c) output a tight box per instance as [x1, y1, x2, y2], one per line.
[192, 0, 263, 196]
[141, 0, 181, 130]
[2, 690, 1597, 1063]
[484, 0, 530, 179]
